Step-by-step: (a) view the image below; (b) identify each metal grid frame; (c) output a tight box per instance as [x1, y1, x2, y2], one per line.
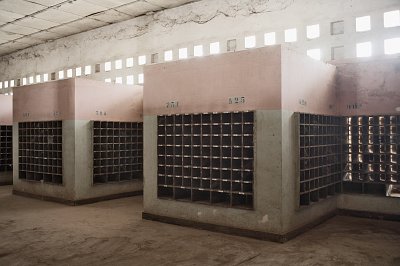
[299, 113, 344, 206]
[343, 115, 399, 195]
[92, 121, 143, 184]
[157, 111, 254, 209]
[18, 121, 63, 184]
[0, 125, 12, 172]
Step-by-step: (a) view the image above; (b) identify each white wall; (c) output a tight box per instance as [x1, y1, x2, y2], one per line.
[0, 0, 399, 92]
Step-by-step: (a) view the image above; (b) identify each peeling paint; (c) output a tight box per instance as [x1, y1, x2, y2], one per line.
[0, 0, 399, 81]
[0, 0, 297, 79]
[153, 0, 295, 28]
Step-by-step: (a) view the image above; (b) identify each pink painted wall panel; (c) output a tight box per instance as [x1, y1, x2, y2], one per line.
[335, 58, 400, 116]
[144, 46, 282, 115]
[74, 79, 143, 122]
[0, 95, 13, 125]
[13, 79, 75, 122]
[281, 48, 337, 115]
[13, 78, 143, 122]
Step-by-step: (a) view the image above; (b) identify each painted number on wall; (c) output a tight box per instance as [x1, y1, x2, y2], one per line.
[22, 112, 30, 118]
[229, 97, 245, 104]
[96, 110, 107, 116]
[347, 103, 362, 109]
[53, 111, 61, 117]
[166, 101, 179, 108]
[299, 99, 307, 106]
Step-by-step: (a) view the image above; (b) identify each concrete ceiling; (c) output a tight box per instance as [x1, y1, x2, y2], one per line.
[0, 0, 198, 56]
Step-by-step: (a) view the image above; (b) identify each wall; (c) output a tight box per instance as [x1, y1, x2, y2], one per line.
[13, 79, 76, 122]
[144, 45, 341, 116]
[75, 79, 143, 122]
[335, 57, 400, 116]
[0, 95, 12, 125]
[0, 0, 399, 94]
[142, 45, 344, 235]
[13, 78, 143, 122]
[281, 48, 337, 115]
[279, 48, 339, 234]
[338, 194, 400, 215]
[12, 78, 144, 202]
[144, 46, 282, 115]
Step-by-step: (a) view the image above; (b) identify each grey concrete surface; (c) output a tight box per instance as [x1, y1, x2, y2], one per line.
[1, 185, 399, 266]
[338, 193, 400, 215]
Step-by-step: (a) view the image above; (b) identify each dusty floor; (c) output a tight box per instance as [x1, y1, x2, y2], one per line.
[0, 186, 399, 266]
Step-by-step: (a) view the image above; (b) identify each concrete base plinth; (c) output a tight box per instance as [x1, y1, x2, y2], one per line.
[142, 210, 337, 243]
[13, 189, 143, 205]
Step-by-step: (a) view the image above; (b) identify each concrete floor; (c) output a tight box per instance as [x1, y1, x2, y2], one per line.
[0, 185, 399, 266]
